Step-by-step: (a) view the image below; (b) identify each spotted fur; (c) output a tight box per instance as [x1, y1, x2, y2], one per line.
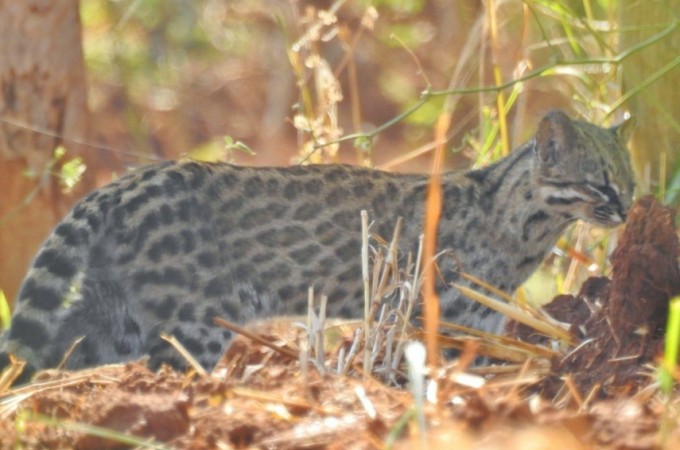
[0, 111, 635, 375]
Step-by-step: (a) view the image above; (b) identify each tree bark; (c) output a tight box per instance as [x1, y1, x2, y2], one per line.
[0, 0, 93, 305]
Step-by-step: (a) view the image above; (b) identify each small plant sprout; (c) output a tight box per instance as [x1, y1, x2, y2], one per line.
[223, 136, 255, 155]
[659, 296, 680, 395]
[57, 147, 86, 193]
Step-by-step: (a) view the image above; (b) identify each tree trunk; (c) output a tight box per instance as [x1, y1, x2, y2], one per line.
[0, 0, 93, 306]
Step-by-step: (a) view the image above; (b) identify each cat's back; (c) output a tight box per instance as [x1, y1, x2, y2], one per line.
[3, 160, 429, 372]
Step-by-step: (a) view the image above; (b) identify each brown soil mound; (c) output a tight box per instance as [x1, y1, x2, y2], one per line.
[510, 195, 680, 397]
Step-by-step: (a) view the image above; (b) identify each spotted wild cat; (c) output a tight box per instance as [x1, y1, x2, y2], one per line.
[0, 110, 635, 376]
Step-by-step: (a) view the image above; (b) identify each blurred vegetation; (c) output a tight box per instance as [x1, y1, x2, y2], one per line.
[78, 1, 678, 183]
[72, 0, 679, 302]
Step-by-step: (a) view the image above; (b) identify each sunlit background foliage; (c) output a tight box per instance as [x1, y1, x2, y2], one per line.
[78, 1, 676, 180]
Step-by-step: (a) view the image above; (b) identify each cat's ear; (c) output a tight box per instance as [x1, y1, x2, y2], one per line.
[612, 116, 636, 144]
[535, 110, 577, 166]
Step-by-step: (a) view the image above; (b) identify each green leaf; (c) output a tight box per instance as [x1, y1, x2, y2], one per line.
[224, 136, 255, 155]
[0, 290, 11, 330]
[353, 135, 374, 152]
[60, 156, 87, 193]
[659, 297, 680, 395]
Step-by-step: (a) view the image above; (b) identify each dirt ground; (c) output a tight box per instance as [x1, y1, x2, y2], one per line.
[1, 196, 679, 450]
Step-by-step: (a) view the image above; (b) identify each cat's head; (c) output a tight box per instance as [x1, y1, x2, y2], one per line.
[535, 110, 636, 227]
